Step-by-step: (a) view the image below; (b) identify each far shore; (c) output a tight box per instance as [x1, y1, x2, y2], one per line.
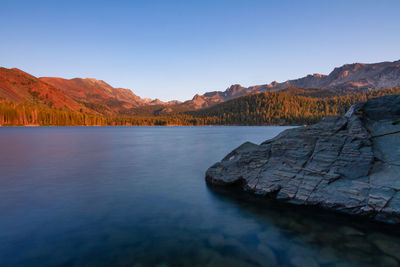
[0, 124, 300, 127]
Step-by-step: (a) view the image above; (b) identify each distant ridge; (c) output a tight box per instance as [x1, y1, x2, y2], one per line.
[187, 59, 400, 108]
[1, 59, 400, 114]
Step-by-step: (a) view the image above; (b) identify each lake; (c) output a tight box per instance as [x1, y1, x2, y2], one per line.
[0, 126, 399, 266]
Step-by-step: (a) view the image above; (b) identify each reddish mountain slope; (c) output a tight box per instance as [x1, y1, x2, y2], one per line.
[40, 77, 149, 114]
[0, 67, 178, 116]
[40, 77, 144, 104]
[2, 59, 399, 116]
[0, 68, 88, 112]
[40, 77, 181, 114]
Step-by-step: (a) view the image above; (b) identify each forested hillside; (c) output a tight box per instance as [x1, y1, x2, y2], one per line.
[1, 88, 399, 126]
[181, 59, 400, 108]
[187, 88, 400, 125]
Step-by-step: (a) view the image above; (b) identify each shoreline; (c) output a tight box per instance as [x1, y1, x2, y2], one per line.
[0, 124, 301, 128]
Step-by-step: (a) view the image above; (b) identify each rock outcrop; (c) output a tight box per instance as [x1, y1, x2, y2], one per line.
[206, 94, 400, 224]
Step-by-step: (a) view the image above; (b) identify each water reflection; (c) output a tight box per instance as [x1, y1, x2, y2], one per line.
[0, 126, 399, 267]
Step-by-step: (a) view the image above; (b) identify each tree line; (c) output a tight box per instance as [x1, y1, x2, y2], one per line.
[0, 88, 399, 126]
[187, 88, 400, 125]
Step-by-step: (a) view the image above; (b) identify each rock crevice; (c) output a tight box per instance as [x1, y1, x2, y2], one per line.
[206, 94, 400, 224]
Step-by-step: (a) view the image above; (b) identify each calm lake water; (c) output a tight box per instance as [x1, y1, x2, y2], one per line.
[0, 126, 399, 267]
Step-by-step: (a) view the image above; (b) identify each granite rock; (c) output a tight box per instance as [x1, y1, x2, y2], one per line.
[206, 94, 400, 224]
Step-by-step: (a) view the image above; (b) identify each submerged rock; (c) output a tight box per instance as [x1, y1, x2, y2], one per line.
[206, 94, 400, 224]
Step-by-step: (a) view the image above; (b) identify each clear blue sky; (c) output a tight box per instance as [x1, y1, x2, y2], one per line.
[1, 0, 399, 101]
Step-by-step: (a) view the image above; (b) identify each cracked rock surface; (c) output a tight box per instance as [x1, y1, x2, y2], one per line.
[206, 94, 400, 224]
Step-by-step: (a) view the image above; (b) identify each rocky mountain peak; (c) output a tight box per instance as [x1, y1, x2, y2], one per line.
[193, 59, 400, 106]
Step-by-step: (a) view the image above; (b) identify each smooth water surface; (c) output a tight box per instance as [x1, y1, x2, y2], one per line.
[0, 126, 399, 267]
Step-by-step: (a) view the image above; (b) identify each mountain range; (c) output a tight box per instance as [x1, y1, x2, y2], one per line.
[1, 59, 399, 116]
[191, 59, 400, 108]
[0, 68, 180, 116]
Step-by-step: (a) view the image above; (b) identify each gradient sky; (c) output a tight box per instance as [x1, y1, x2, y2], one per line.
[1, 0, 399, 101]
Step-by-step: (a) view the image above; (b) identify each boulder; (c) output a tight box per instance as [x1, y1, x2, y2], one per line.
[206, 94, 400, 224]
